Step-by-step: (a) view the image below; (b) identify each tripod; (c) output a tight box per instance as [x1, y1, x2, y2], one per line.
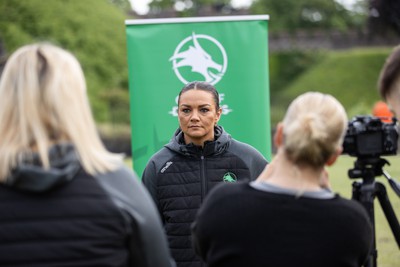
[348, 157, 400, 267]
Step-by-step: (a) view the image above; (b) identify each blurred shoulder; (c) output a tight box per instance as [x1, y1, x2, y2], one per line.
[95, 165, 141, 192]
[229, 138, 265, 157]
[333, 194, 371, 220]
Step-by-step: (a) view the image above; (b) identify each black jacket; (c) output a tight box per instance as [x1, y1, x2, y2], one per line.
[192, 182, 373, 267]
[0, 144, 174, 267]
[142, 126, 268, 267]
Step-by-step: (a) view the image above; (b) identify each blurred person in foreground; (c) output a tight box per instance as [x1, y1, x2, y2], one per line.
[192, 92, 373, 267]
[142, 81, 268, 267]
[378, 45, 400, 122]
[0, 43, 174, 267]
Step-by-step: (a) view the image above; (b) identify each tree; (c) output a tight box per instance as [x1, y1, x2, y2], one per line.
[147, 0, 236, 17]
[109, 0, 132, 12]
[144, 0, 365, 33]
[251, 0, 361, 33]
[0, 0, 131, 123]
[368, 0, 400, 36]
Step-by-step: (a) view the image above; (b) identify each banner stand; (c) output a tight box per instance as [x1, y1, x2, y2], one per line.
[126, 15, 271, 176]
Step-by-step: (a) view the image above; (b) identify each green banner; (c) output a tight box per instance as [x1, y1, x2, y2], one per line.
[125, 15, 271, 176]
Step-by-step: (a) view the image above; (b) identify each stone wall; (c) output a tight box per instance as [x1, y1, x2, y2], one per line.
[269, 30, 400, 51]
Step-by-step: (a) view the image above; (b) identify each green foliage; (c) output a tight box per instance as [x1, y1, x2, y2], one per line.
[0, 0, 131, 123]
[269, 49, 326, 124]
[270, 50, 325, 90]
[251, 0, 365, 33]
[148, 0, 235, 16]
[99, 88, 131, 123]
[0, 0, 390, 132]
[108, 0, 132, 12]
[271, 47, 392, 125]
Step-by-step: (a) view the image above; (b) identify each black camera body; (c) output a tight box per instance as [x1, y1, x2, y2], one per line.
[342, 115, 398, 158]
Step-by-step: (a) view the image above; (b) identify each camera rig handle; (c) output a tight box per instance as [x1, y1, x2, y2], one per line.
[382, 170, 400, 197]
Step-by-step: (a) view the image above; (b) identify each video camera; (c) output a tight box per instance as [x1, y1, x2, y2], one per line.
[342, 115, 398, 158]
[342, 115, 400, 267]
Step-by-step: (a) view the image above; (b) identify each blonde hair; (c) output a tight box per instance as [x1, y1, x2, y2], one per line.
[0, 43, 122, 181]
[282, 92, 347, 168]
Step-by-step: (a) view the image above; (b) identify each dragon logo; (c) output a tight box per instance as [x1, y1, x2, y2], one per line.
[223, 172, 237, 183]
[170, 32, 227, 85]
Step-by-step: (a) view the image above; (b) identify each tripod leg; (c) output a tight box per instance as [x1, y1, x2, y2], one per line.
[352, 181, 377, 267]
[375, 182, 400, 248]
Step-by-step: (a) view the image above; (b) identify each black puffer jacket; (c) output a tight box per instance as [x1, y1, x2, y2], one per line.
[0, 144, 175, 267]
[142, 126, 268, 267]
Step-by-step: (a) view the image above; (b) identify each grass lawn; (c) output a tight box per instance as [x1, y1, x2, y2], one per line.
[328, 155, 400, 267]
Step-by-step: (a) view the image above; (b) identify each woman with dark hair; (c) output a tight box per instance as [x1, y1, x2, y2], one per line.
[142, 81, 268, 267]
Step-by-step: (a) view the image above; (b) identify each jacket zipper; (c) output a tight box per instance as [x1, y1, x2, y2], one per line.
[200, 154, 207, 267]
[200, 155, 206, 203]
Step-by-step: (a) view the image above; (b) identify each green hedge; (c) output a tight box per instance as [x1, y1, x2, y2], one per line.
[270, 47, 393, 126]
[269, 49, 326, 125]
[0, 0, 131, 123]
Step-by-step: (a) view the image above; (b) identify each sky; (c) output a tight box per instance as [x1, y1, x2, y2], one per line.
[130, 0, 255, 15]
[129, 0, 358, 16]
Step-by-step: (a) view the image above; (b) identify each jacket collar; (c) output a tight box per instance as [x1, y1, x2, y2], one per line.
[5, 143, 81, 193]
[166, 125, 231, 156]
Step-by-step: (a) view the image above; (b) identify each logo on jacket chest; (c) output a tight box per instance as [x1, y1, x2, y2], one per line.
[222, 172, 237, 183]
